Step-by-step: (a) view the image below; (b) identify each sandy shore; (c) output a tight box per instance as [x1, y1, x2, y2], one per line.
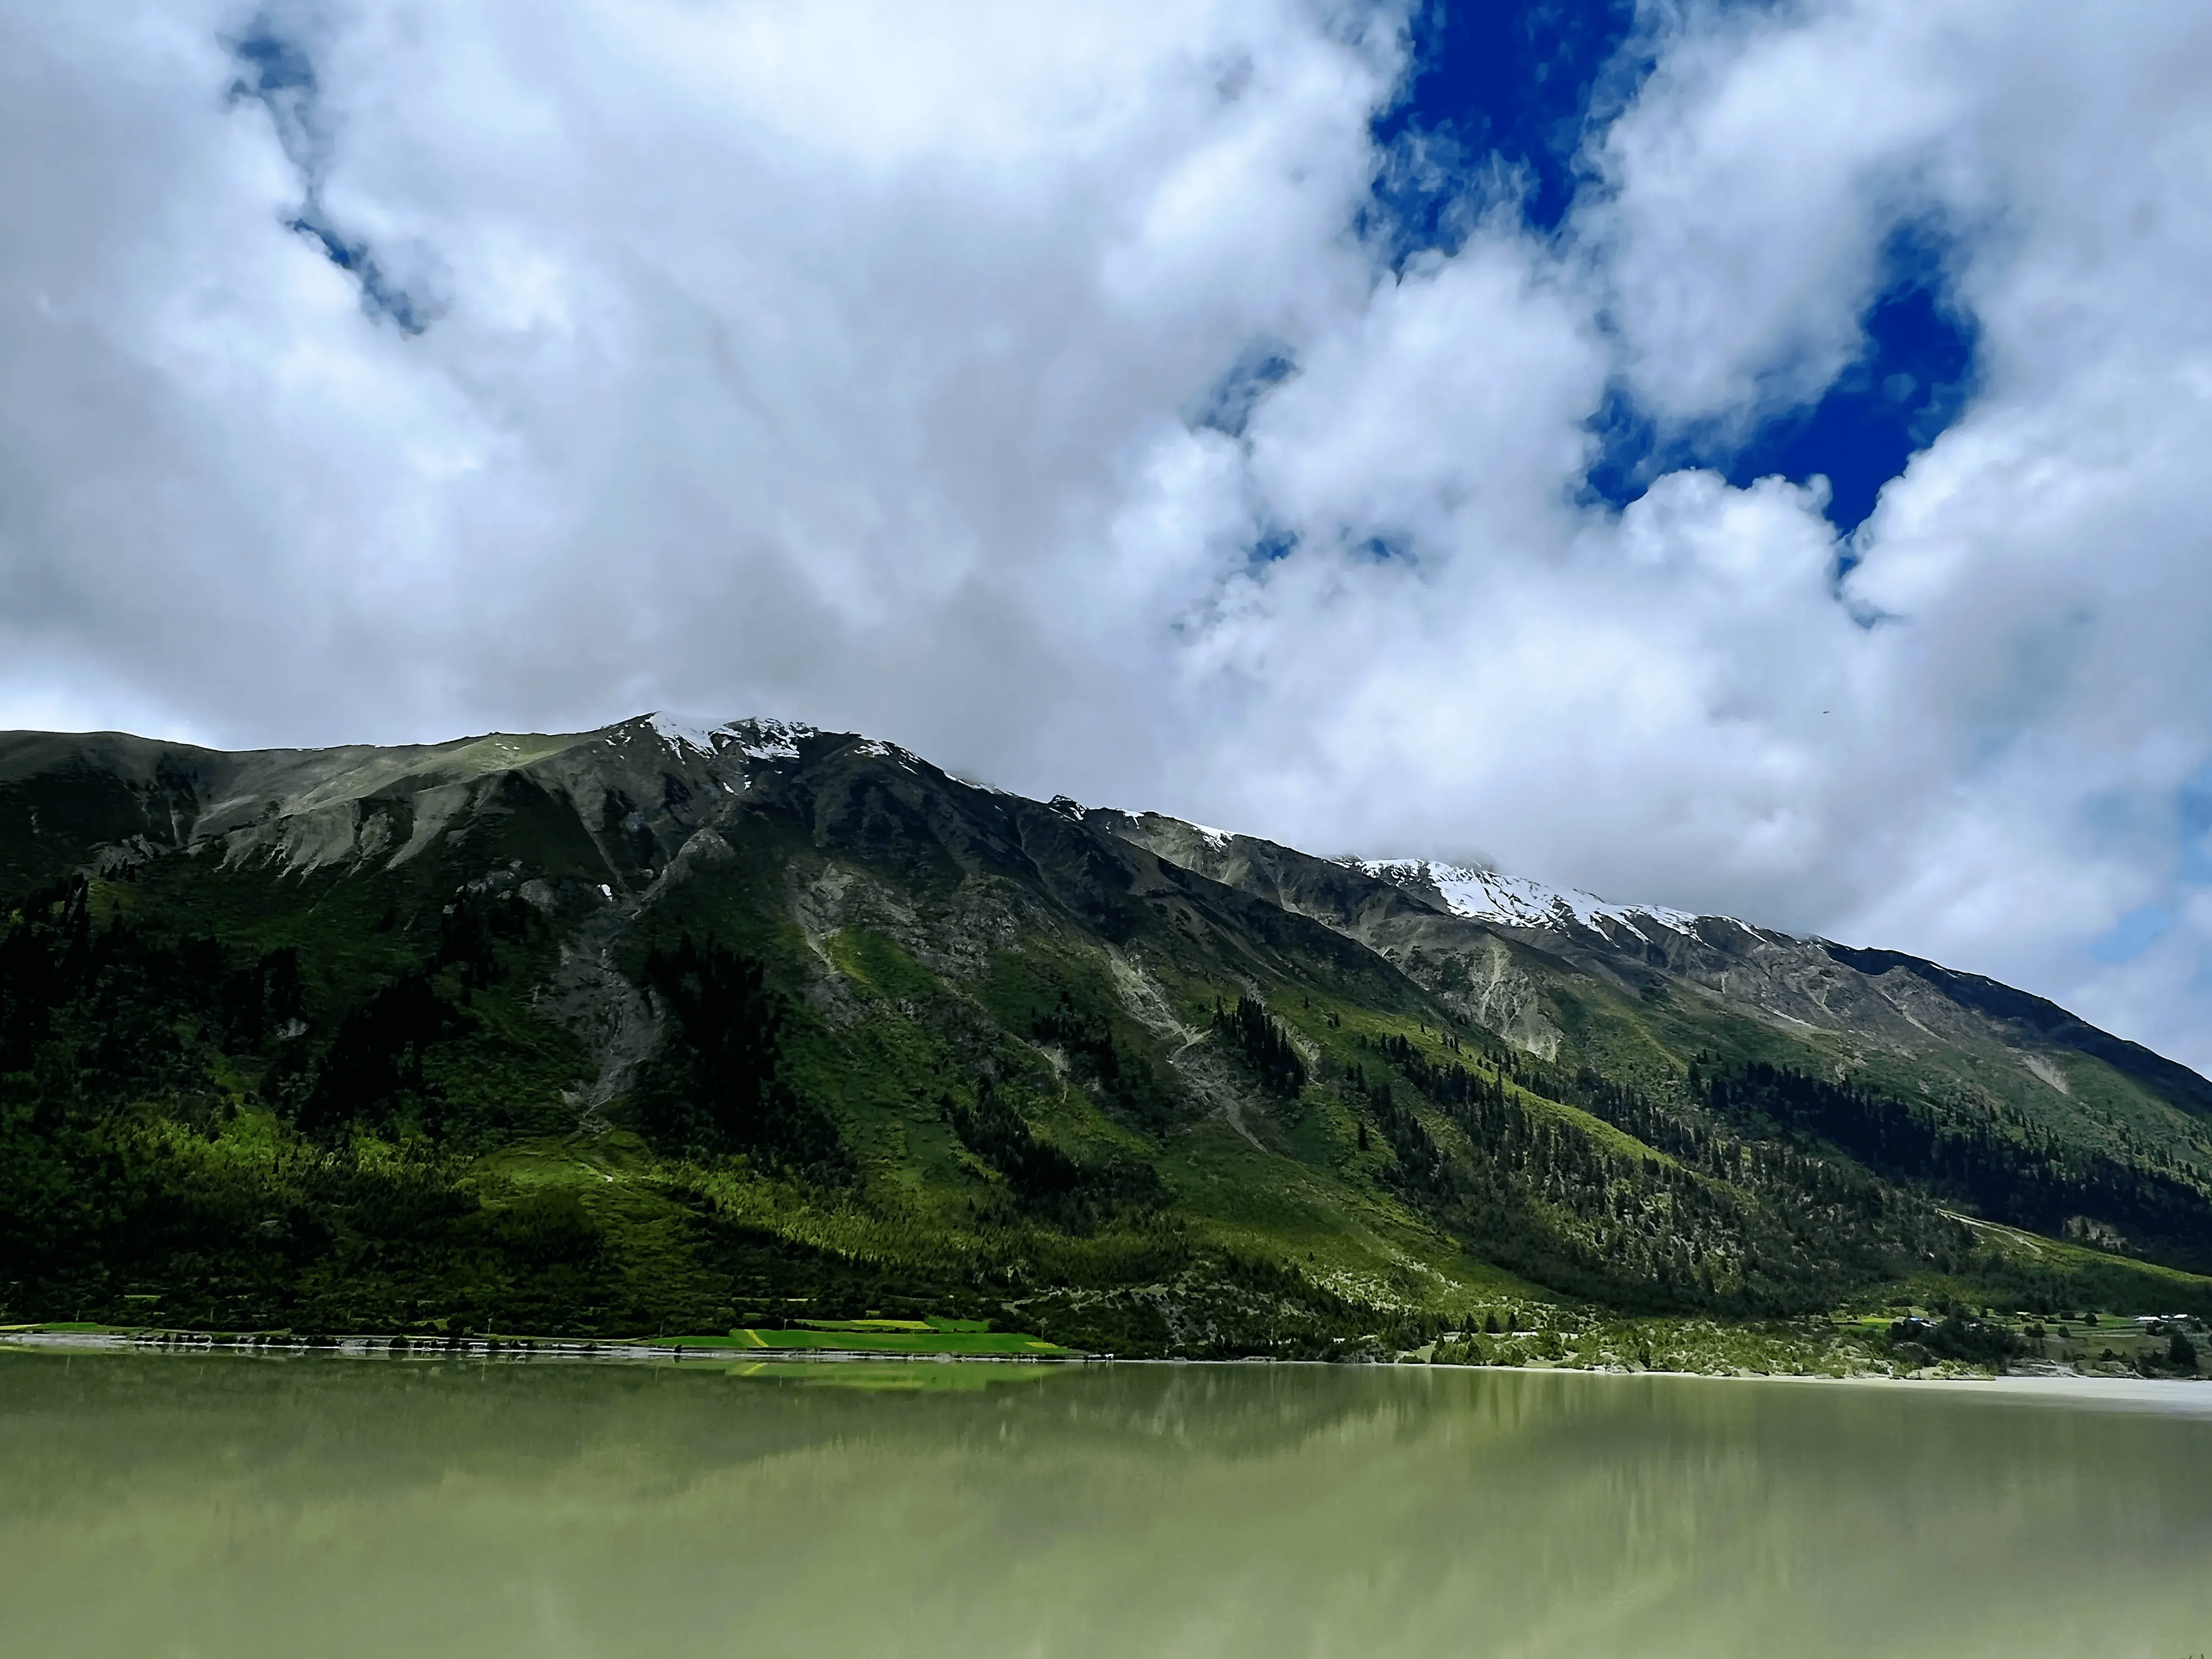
[1521, 1363, 2212, 1413]
[1864, 1372, 2212, 1413]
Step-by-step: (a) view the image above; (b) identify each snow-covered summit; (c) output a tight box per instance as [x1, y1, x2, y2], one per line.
[645, 714, 814, 761]
[1098, 799, 1735, 943]
[1358, 858, 1708, 940]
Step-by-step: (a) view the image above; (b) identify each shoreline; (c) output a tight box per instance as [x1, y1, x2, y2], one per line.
[7, 1329, 2211, 1409]
[0, 1328, 1090, 1365]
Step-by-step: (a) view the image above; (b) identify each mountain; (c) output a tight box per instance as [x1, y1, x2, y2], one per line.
[3, 714, 2209, 1357]
[1087, 816, 2212, 1154]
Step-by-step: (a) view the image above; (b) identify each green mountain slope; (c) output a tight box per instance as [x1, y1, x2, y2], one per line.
[1088, 812, 2212, 1269]
[3, 716, 2209, 1357]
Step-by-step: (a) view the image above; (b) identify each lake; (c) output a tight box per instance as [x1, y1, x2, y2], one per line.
[3, 1348, 2208, 1657]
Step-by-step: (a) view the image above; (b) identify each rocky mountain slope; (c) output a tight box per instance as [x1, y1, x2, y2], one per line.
[3, 715, 2209, 1352]
[1087, 814, 2212, 1156]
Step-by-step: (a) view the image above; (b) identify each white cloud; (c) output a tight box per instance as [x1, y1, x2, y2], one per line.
[1584, 0, 1961, 427]
[4, 0, 2212, 1068]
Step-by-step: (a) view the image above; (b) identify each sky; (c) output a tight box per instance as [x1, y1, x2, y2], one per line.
[4, 1, 2211, 1069]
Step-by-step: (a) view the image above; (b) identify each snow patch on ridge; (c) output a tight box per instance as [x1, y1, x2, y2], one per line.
[852, 738, 919, 767]
[647, 714, 724, 754]
[646, 714, 812, 761]
[1128, 803, 1724, 940]
[1359, 859, 1706, 940]
[1123, 804, 1722, 940]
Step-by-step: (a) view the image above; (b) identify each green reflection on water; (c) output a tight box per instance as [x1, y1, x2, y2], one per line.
[723, 1357, 1071, 1391]
[2, 1350, 2208, 1658]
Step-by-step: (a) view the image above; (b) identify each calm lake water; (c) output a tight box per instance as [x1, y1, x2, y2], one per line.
[3, 1349, 2209, 1658]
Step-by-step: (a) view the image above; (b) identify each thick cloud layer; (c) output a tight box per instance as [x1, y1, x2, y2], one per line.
[3, 1, 2209, 1067]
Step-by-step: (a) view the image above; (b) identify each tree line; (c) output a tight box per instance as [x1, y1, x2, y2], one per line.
[1691, 1059, 2212, 1273]
[1333, 1024, 1976, 1314]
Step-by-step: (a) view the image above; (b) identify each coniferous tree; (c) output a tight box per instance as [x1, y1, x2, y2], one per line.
[1213, 995, 1307, 1096]
[636, 935, 850, 1180]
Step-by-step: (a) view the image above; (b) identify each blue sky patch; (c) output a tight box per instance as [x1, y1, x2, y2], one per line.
[1715, 228, 1978, 535]
[1250, 526, 1301, 563]
[1367, 8, 1979, 539]
[225, 12, 445, 335]
[1188, 338, 1299, 439]
[1582, 225, 1979, 535]
[1369, 0, 1641, 253]
[2177, 766, 2212, 885]
[2092, 902, 2177, 964]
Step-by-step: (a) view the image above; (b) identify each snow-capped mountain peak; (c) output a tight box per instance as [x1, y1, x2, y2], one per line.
[645, 714, 814, 761]
[1358, 858, 1708, 941]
